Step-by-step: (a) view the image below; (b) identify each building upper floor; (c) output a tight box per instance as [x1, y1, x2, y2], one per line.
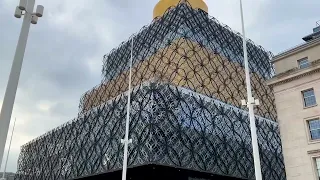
[268, 23, 320, 87]
[272, 38, 320, 75]
[271, 22, 320, 75]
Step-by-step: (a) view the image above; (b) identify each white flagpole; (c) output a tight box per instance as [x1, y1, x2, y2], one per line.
[1, 118, 17, 179]
[121, 37, 134, 180]
[239, 0, 263, 179]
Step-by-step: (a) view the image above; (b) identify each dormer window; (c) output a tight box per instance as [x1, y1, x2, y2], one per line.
[298, 58, 310, 69]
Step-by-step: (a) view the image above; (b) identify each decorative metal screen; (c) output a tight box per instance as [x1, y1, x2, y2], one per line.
[15, 2, 286, 180]
[78, 3, 276, 122]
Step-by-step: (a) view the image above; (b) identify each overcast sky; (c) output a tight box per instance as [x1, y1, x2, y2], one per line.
[0, 0, 319, 173]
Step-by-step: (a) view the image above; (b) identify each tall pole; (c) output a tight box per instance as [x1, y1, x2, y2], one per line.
[1, 118, 17, 179]
[239, 0, 263, 179]
[121, 37, 134, 180]
[0, 0, 36, 167]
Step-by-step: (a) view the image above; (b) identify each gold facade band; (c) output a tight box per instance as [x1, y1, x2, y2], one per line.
[81, 38, 276, 120]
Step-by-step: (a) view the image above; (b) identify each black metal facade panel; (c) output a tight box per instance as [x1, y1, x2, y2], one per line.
[78, 3, 277, 121]
[100, 3, 273, 82]
[15, 2, 285, 180]
[15, 82, 285, 180]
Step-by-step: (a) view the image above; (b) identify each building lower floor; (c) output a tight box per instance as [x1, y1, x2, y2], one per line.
[76, 165, 244, 180]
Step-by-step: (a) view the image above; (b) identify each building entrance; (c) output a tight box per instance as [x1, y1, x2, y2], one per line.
[76, 165, 245, 180]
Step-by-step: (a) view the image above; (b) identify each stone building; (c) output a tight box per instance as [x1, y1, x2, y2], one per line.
[268, 23, 320, 180]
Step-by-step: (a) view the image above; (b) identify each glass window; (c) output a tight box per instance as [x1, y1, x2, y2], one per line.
[298, 58, 310, 69]
[315, 157, 320, 178]
[309, 119, 320, 140]
[302, 89, 317, 107]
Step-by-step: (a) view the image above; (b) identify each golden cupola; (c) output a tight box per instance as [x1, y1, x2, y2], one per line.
[153, 0, 208, 19]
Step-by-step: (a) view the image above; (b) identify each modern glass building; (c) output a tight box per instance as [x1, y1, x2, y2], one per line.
[14, 1, 286, 180]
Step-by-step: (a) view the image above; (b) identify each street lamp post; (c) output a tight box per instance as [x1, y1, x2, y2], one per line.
[0, 0, 44, 167]
[121, 37, 134, 180]
[239, 0, 263, 179]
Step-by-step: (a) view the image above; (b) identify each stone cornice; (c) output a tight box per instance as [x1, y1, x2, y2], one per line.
[272, 38, 320, 62]
[308, 149, 320, 155]
[267, 59, 320, 87]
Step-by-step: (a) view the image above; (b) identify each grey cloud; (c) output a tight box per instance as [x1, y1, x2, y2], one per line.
[0, 0, 158, 173]
[247, 0, 320, 54]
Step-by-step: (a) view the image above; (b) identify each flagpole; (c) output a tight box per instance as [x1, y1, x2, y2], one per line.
[239, 0, 263, 179]
[1, 118, 17, 179]
[121, 37, 134, 180]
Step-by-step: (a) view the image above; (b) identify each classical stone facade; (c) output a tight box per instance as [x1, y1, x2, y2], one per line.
[268, 31, 320, 180]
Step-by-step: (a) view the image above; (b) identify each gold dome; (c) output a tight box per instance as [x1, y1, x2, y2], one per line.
[153, 0, 208, 19]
